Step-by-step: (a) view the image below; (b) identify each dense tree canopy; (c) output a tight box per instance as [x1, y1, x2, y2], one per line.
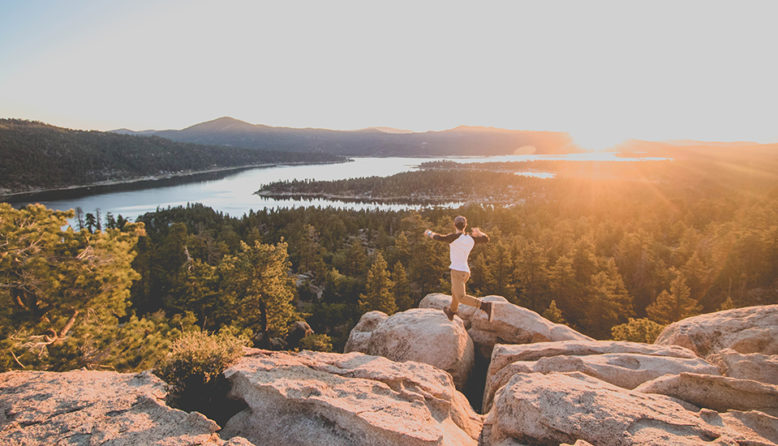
[2, 143, 777, 369]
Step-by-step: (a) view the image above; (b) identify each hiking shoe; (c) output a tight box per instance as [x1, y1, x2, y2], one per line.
[481, 301, 494, 322]
[443, 307, 455, 321]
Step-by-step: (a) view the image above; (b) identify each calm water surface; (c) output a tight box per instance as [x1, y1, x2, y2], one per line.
[12, 153, 664, 221]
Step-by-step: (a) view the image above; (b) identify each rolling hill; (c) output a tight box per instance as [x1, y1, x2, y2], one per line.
[115, 116, 582, 156]
[0, 119, 343, 196]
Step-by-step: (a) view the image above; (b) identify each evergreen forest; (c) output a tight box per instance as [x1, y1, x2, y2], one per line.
[0, 119, 343, 196]
[1, 143, 777, 372]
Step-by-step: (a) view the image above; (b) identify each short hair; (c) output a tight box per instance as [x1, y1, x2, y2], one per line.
[454, 215, 467, 230]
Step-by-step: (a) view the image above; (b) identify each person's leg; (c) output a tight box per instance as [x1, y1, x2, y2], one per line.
[455, 271, 495, 321]
[450, 269, 463, 312]
[457, 271, 482, 308]
[451, 270, 481, 311]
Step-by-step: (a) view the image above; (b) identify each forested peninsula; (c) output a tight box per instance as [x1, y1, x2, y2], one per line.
[0, 119, 344, 197]
[257, 169, 537, 204]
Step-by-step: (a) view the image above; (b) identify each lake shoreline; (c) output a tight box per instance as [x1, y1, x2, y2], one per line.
[255, 190, 471, 205]
[2, 160, 350, 203]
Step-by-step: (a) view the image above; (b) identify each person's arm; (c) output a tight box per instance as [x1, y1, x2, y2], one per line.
[471, 227, 490, 245]
[425, 229, 460, 243]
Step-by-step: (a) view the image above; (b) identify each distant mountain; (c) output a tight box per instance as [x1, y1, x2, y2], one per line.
[0, 119, 343, 196]
[116, 117, 581, 156]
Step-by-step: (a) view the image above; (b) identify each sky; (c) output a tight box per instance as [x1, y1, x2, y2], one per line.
[1, 0, 777, 150]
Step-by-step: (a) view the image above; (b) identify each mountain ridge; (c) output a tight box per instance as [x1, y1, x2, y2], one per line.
[112, 116, 583, 156]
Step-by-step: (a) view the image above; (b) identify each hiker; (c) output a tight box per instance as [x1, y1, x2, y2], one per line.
[424, 215, 494, 321]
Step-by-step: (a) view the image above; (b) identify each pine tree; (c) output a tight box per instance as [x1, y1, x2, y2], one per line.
[358, 253, 397, 315]
[582, 258, 634, 338]
[0, 203, 145, 371]
[218, 240, 298, 341]
[646, 269, 701, 324]
[611, 317, 665, 343]
[514, 239, 550, 312]
[391, 262, 413, 311]
[542, 299, 566, 324]
[718, 296, 735, 311]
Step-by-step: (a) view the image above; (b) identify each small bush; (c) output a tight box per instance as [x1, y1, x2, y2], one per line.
[298, 333, 333, 352]
[155, 331, 247, 422]
[611, 318, 665, 343]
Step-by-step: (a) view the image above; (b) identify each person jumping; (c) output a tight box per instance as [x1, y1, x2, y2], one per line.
[425, 215, 494, 321]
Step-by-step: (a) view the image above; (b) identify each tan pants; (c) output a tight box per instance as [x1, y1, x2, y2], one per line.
[450, 269, 481, 312]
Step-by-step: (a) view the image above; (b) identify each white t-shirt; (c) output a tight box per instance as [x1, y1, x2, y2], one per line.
[449, 233, 475, 272]
[432, 231, 490, 273]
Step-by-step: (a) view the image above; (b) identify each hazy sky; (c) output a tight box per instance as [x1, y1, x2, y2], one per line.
[1, 0, 776, 149]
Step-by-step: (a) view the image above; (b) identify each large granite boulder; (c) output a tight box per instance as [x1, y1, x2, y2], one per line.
[636, 372, 778, 416]
[488, 340, 698, 375]
[344, 310, 388, 354]
[420, 293, 591, 358]
[346, 308, 474, 389]
[655, 305, 778, 357]
[709, 348, 778, 385]
[419, 293, 480, 329]
[0, 370, 246, 445]
[483, 340, 701, 412]
[483, 353, 719, 413]
[220, 349, 482, 446]
[483, 371, 778, 446]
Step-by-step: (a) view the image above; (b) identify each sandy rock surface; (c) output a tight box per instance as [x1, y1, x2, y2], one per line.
[359, 308, 475, 389]
[636, 372, 778, 416]
[344, 310, 388, 353]
[484, 371, 777, 446]
[420, 293, 591, 358]
[483, 352, 718, 412]
[708, 348, 778, 385]
[0, 370, 239, 445]
[220, 349, 482, 446]
[655, 304, 778, 357]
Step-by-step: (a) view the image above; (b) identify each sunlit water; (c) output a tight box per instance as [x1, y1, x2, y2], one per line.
[10, 153, 665, 221]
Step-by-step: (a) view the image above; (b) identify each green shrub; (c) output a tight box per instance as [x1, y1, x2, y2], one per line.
[155, 330, 247, 421]
[611, 318, 665, 343]
[298, 333, 333, 352]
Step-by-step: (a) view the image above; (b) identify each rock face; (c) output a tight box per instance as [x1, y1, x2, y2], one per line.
[346, 308, 474, 389]
[709, 348, 778, 385]
[484, 353, 719, 413]
[483, 371, 778, 446]
[636, 372, 778, 416]
[483, 340, 708, 413]
[419, 293, 481, 329]
[655, 304, 778, 357]
[0, 370, 241, 445]
[419, 293, 591, 358]
[220, 349, 482, 446]
[344, 310, 388, 354]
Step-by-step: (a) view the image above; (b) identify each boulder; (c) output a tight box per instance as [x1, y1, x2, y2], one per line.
[709, 410, 778, 446]
[419, 293, 480, 329]
[483, 371, 777, 446]
[0, 370, 243, 445]
[655, 305, 778, 357]
[636, 372, 778, 416]
[366, 308, 474, 389]
[344, 310, 388, 354]
[708, 348, 778, 385]
[488, 340, 698, 377]
[420, 293, 591, 358]
[287, 320, 315, 346]
[220, 349, 482, 446]
[483, 353, 719, 412]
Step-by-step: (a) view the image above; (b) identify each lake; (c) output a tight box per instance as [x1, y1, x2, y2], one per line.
[10, 153, 666, 221]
